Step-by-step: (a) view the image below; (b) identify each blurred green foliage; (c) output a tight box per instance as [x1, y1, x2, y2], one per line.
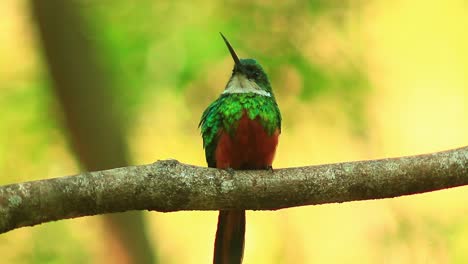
[17, 223, 89, 264]
[76, 0, 369, 135]
[0, 78, 60, 184]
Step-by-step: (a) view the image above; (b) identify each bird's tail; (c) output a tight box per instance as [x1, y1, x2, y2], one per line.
[213, 210, 246, 264]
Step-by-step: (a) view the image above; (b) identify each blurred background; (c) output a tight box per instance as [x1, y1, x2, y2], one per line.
[1, 0, 468, 263]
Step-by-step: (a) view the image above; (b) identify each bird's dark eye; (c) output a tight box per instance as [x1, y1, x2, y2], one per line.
[251, 72, 260, 79]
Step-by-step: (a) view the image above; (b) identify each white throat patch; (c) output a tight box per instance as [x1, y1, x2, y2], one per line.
[222, 74, 271, 97]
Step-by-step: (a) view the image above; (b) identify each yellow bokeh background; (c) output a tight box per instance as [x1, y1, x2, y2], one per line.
[1, 0, 467, 263]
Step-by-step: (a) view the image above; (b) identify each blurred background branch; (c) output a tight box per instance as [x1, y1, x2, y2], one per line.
[1, 146, 467, 235]
[29, 0, 156, 263]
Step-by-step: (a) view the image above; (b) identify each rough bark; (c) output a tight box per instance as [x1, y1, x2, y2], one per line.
[1, 146, 467, 234]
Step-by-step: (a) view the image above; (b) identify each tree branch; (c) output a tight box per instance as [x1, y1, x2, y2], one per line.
[1, 146, 467, 234]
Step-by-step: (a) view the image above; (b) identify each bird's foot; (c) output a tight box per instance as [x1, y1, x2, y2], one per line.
[265, 165, 274, 173]
[225, 167, 236, 177]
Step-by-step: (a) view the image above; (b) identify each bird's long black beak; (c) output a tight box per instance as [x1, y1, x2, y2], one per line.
[220, 33, 241, 66]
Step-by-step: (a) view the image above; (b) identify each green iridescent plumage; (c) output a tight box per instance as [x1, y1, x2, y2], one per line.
[201, 34, 282, 264]
[199, 59, 281, 167]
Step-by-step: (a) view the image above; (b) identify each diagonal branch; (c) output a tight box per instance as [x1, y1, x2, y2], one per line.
[1, 146, 467, 234]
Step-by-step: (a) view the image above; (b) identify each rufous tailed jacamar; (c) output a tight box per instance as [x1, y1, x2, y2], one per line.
[199, 33, 282, 264]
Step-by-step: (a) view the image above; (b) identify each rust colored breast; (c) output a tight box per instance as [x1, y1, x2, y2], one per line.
[215, 112, 279, 169]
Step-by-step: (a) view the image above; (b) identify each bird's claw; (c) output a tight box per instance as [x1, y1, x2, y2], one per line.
[225, 167, 236, 177]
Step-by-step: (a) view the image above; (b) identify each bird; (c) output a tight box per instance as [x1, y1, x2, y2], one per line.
[199, 33, 282, 264]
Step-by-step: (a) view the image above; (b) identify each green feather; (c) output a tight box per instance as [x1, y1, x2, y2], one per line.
[199, 93, 281, 167]
[199, 58, 281, 167]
